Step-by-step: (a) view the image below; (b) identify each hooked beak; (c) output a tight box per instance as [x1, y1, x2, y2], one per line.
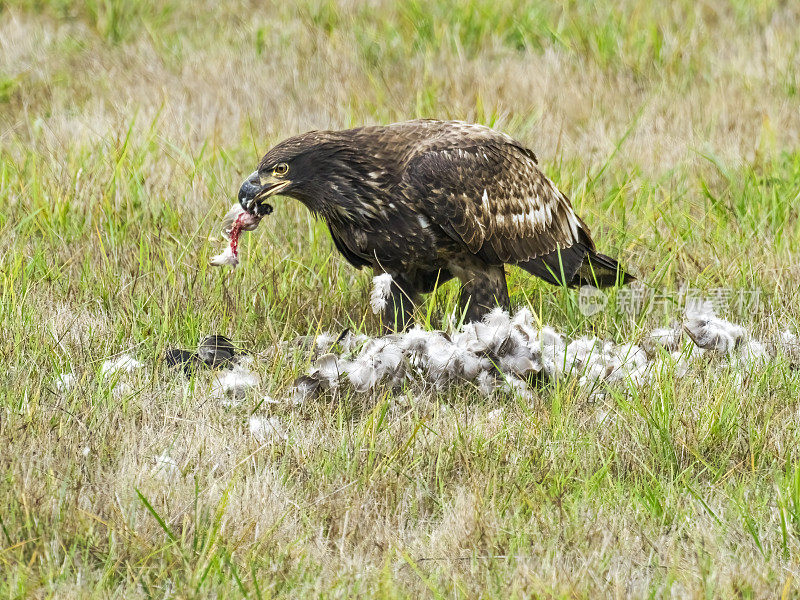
[237, 171, 290, 216]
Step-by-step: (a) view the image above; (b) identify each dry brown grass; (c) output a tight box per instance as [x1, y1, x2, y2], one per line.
[3, 1, 799, 169]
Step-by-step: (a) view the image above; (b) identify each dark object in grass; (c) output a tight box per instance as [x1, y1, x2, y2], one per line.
[198, 335, 235, 367]
[165, 349, 204, 376]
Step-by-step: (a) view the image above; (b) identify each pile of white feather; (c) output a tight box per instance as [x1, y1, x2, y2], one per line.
[281, 297, 799, 402]
[56, 275, 799, 408]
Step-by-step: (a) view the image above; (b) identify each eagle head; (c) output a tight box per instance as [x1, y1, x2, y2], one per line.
[238, 132, 367, 218]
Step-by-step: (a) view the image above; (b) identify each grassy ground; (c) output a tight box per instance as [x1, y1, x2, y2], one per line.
[2, 0, 800, 597]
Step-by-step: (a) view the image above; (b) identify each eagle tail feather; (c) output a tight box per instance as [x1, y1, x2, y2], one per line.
[519, 246, 633, 289]
[574, 251, 635, 288]
[518, 245, 586, 287]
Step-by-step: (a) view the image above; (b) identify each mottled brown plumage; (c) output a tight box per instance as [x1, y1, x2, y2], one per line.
[238, 119, 632, 329]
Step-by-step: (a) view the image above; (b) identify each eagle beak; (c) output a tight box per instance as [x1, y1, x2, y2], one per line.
[238, 171, 291, 216]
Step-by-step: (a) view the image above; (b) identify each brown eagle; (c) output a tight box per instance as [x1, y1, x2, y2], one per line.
[239, 119, 632, 329]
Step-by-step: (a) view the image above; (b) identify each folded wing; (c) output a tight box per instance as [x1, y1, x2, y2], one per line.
[401, 133, 587, 262]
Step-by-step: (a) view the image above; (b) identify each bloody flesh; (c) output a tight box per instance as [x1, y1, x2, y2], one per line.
[229, 212, 247, 258]
[210, 203, 265, 268]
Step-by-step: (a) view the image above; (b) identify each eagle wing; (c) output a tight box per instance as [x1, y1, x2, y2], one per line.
[400, 132, 590, 266]
[327, 224, 370, 269]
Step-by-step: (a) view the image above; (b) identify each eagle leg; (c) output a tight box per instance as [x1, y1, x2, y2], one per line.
[453, 264, 510, 323]
[414, 269, 454, 294]
[382, 274, 419, 333]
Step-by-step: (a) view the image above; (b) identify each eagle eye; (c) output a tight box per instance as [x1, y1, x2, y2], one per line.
[273, 163, 289, 177]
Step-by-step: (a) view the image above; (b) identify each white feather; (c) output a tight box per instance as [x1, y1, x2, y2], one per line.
[248, 416, 287, 444]
[212, 365, 259, 400]
[102, 354, 143, 377]
[309, 353, 342, 389]
[476, 371, 498, 396]
[209, 245, 239, 268]
[344, 358, 381, 392]
[370, 273, 394, 314]
[779, 330, 800, 365]
[684, 302, 745, 354]
[56, 372, 76, 392]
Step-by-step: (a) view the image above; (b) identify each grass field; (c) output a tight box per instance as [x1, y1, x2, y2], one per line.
[2, 0, 800, 597]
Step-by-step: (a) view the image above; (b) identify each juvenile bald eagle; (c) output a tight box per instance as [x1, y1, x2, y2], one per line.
[239, 120, 632, 329]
